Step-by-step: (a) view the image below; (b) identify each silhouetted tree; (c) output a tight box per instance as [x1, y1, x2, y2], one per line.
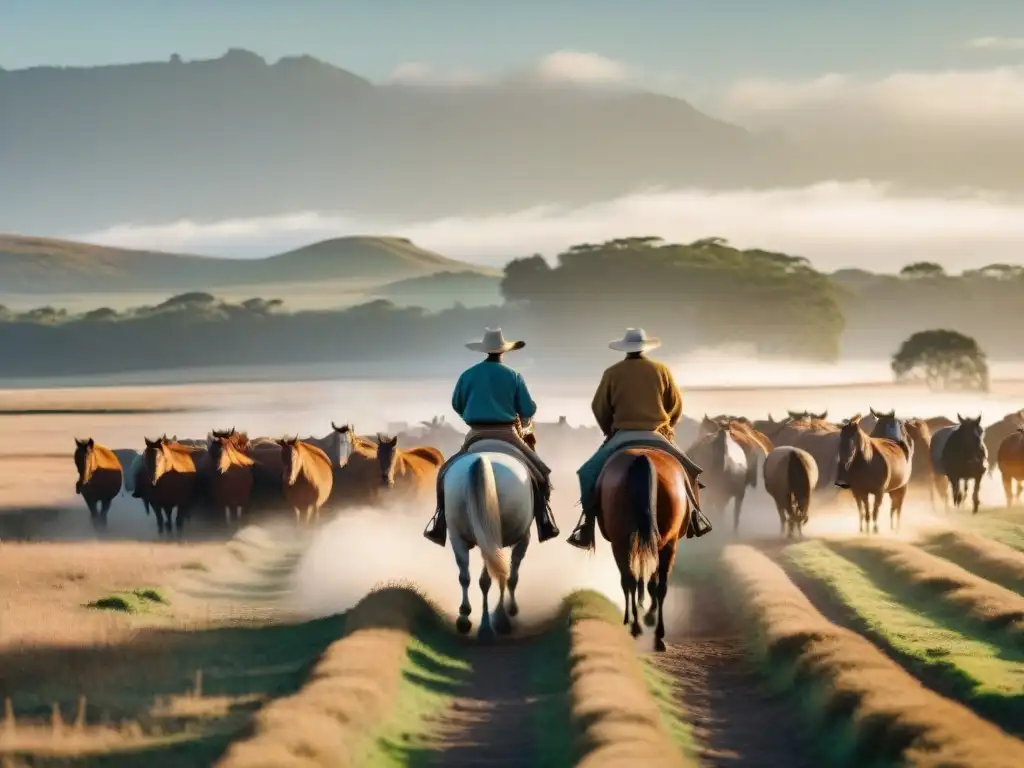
[891, 329, 989, 392]
[899, 262, 946, 279]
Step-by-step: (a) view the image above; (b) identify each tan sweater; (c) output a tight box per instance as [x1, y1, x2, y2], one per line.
[591, 357, 683, 437]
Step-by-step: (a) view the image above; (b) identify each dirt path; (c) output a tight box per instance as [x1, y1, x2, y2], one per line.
[415, 635, 557, 767]
[649, 585, 817, 768]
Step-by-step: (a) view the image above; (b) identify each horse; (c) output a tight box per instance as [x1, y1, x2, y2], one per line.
[984, 410, 1024, 477]
[930, 415, 988, 515]
[278, 438, 334, 526]
[997, 429, 1024, 508]
[762, 446, 818, 539]
[126, 453, 152, 516]
[72, 438, 123, 531]
[442, 435, 544, 641]
[687, 424, 752, 533]
[597, 447, 699, 652]
[142, 435, 202, 536]
[322, 423, 381, 509]
[835, 414, 914, 533]
[374, 434, 444, 499]
[208, 433, 256, 528]
[870, 410, 936, 508]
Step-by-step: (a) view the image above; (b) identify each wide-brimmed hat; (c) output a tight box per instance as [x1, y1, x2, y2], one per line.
[609, 327, 661, 353]
[466, 327, 526, 354]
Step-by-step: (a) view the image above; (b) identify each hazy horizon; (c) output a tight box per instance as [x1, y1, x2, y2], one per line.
[67, 180, 1024, 274]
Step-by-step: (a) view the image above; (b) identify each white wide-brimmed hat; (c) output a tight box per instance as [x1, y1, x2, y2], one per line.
[466, 327, 526, 354]
[609, 327, 661, 353]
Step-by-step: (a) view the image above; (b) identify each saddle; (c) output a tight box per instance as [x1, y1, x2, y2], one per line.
[462, 432, 549, 488]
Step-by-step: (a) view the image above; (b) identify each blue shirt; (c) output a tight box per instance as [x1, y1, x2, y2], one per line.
[451, 360, 538, 425]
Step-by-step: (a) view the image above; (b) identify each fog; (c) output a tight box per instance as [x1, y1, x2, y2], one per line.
[73, 181, 1024, 274]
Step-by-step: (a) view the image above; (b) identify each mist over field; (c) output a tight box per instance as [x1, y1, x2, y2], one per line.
[75, 181, 1024, 273]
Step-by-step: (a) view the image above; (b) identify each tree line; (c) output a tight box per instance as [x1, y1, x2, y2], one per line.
[1, 238, 1021, 378]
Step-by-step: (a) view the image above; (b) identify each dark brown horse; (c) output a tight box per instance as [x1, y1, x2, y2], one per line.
[73, 438, 123, 531]
[278, 438, 334, 526]
[374, 434, 444, 499]
[835, 415, 914, 533]
[143, 436, 202, 536]
[597, 447, 700, 652]
[208, 434, 256, 528]
[997, 429, 1024, 508]
[930, 415, 988, 515]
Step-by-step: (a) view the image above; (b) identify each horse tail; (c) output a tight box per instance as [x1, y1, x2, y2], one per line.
[627, 454, 660, 589]
[466, 456, 510, 584]
[788, 450, 810, 521]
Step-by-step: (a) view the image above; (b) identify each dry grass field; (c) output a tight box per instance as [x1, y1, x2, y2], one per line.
[2, 377, 1023, 766]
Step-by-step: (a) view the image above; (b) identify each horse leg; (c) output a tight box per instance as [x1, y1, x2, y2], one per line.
[452, 538, 473, 635]
[870, 493, 882, 534]
[155, 505, 166, 536]
[774, 500, 787, 538]
[732, 489, 745, 534]
[506, 531, 530, 619]
[654, 541, 677, 652]
[614, 547, 633, 628]
[99, 499, 111, 532]
[477, 565, 495, 643]
[889, 486, 907, 531]
[175, 505, 187, 537]
[971, 476, 982, 515]
[644, 576, 658, 626]
[1004, 474, 1014, 508]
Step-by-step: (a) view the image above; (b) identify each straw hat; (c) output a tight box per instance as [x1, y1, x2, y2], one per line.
[609, 327, 661, 353]
[465, 328, 526, 354]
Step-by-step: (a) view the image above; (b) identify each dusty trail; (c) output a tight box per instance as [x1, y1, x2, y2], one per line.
[413, 633, 563, 767]
[650, 584, 817, 768]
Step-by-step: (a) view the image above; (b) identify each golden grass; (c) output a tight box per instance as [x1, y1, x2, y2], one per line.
[214, 584, 437, 768]
[563, 591, 691, 768]
[723, 544, 1024, 767]
[831, 538, 1024, 640]
[921, 530, 1024, 595]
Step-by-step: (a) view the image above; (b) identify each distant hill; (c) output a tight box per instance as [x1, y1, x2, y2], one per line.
[0, 49, 807, 234]
[0, 234, 487, 293]
[372, 270, 502, 308]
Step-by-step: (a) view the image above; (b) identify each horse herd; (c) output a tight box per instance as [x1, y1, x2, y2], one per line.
[690, 408, 1024, 537]
[69, 408, 1024, 540]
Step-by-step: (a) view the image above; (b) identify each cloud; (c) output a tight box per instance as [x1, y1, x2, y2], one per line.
[965, 36, 1024, 50]
[385, 49, 637, 89]
[718, 67, 1024, 133]
[71, 181, 1024, 274]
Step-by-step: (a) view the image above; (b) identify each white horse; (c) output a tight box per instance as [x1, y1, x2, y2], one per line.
[444, 447, 534, 641]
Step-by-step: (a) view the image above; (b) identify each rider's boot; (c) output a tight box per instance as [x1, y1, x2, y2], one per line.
[425, 469, 449, 547]
[566, 502, 598, 551]
[533, 481, 560, 543]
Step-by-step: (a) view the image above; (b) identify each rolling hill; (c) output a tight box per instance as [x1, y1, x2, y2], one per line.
[0, 234, 490, 293]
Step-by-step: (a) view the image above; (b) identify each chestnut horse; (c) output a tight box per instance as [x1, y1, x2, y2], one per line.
[597, 447, 701, 652]
[73, 438, 123, 531]
[325, 423, 381, 509]
[835, 415, 914, 533]
[143, 436, 202, 536]
[374, 434, 444, 498]
[278, 438, 334, 526]
[998, 428, 1024, 508]
[208, 433, 256, 528]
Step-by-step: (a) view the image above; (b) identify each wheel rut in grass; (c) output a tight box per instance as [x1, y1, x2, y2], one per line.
[650, 584, 817, 768]
[414, 631, 566, 768]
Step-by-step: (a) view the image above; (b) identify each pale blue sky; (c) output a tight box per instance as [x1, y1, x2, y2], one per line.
[2, 0, 1022, 86]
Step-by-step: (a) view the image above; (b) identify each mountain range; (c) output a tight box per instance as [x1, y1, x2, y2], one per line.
[1, 49, 1018, 237]
[0, 234, 492, 293]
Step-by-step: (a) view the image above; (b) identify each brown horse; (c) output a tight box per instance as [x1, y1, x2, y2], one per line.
[208, 434, 256, 528]
[597, 447, 699, 652]
[278, 438, 334, 526]
[73, 438, 123, 531]
[374, 434, 444, 498]
[143, 436, 202, 536]
[985, 410, 1024, 477]
[835, 415, 914, 534]
[325, 423, 381, 509]
[762, 446, 818, 539]
[997, 429, 1024, 508]
[870, 410, 936, 507]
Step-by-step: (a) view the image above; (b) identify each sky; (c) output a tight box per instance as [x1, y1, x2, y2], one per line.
[2, 0, 1023, 88]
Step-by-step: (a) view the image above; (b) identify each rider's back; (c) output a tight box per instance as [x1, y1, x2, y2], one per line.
[593, 357, 681, 434]
[453, 360, 535, 424]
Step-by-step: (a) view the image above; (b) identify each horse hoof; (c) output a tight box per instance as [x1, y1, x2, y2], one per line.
[655, 638, 667, 652]
[455, 616, 472, 634]
[630, 624, 643, 638]
[643, 612, 656, 627]
[507, 603, 519, 618]
[493, 613, 513, 636]
[477, 625, 496, 644]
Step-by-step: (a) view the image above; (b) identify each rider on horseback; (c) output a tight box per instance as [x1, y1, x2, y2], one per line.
[424, 328, 560, 547]
[566, 328, 708, 551]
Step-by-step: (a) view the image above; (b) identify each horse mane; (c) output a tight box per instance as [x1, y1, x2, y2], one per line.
[214, 436, 255, 471]
[351, 436, 378, 457]
[292, 441, 331, 482]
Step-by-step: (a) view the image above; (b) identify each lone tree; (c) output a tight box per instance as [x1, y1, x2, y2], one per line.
[891, 329, 989, 392]
[899, 261, 946, 279]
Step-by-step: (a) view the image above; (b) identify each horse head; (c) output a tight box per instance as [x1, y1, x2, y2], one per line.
[73, 438, 95, 494]
[375, 433, 400, 487]
[835, 416, 865, 488]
